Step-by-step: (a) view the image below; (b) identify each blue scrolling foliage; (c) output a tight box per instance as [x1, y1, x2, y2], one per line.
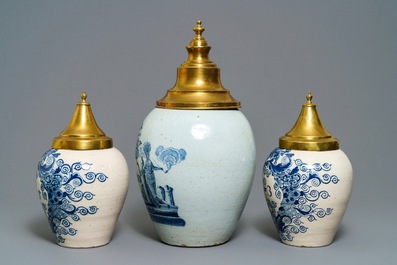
[263, 148, 339, 241]
[36, 149, 107, 243]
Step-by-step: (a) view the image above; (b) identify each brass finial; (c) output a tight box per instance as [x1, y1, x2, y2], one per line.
[52, 92, 113, 150]
[81, 91, 87, 102]
[156, 20, 240, 109]
[306, 91, 312, 104]
[279, 92, 339, 151]
[188, 20, 207, 48]
[193, 20, 205, 37]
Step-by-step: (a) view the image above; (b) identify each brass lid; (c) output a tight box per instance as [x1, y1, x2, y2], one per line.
[279, 92, 339, 151]
[52, 91, 113, 150]
[156, 20, 240, 109]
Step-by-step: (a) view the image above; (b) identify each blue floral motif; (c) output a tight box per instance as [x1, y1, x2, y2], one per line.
[136, 140, 187, 226]
[263, 148, 339, 242]
[36, 149, 108, 243]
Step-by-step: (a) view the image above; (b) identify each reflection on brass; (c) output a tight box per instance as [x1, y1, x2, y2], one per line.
[52, 91, 113, 150]
[279, 92, 339, 151]
[156, 20, 240, 109]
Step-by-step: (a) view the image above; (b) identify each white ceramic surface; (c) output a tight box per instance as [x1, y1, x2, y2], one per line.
[136, 108, 256, 247]
[263, 148, 353, 247]
[36, 147, 129, 248]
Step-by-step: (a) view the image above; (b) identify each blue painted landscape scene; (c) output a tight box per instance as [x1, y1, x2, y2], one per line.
[136, 141, 187, 226]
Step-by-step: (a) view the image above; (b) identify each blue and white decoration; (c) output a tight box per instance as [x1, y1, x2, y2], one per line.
[36, 149, 108, 243]
[263, 148, 339, 242]
[136, 141, 187, 226]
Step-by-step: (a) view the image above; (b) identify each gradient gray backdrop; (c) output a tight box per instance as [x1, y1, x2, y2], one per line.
[1, 1, 396, 264]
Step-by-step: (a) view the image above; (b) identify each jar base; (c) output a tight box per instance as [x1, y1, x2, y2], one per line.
[57, 240, 110, 249]
[280, 237, 334, 248]
[160, 239, 229, 248]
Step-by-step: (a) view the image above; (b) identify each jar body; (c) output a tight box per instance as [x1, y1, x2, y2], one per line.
[136, 108, 256, 247]
[36, 147, 129, 248]
[263, 148, 353, 247]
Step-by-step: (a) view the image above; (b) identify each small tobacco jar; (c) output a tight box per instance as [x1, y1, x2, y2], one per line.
[36, 92, 129, 248]
[263, 92, 353, 247]
[135, 21, 256, 247]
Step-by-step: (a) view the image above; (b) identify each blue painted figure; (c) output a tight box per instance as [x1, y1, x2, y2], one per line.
[136, 141, 187, 226]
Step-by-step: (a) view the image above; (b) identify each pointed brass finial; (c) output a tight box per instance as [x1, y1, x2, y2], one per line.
[279, 92, 339, 151]
[81, 91, 87, 102]
[52, 92, 113, 150]
[306, 91, 312, 104]
[156, 20, 240, 109]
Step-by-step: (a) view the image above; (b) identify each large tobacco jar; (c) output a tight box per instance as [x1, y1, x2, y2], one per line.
[135, 21, 256, 247]
[263, 92, 353, 247]
[36, 92, 129, 248]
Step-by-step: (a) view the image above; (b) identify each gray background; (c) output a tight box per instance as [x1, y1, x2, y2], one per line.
[1, 0, 396, 264]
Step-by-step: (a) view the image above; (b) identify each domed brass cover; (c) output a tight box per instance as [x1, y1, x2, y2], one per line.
[279, 92, 339, 151]
[156, 20, 240, 109]
[52, 92, 113, 150]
